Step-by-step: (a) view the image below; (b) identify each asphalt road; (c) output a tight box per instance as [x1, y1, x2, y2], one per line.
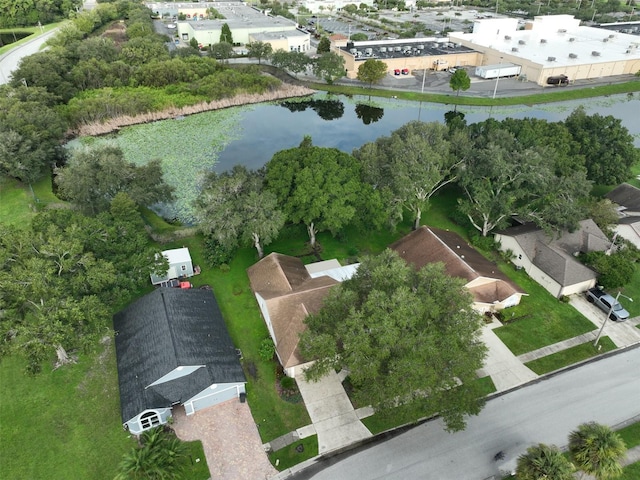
[0, 28, 58, 85]
[294, 346, 640, 480]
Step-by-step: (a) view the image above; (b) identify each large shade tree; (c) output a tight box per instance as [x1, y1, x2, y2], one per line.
[569, 422, 627, 480]
[354, 121, 460, 230]
[300, 249, 487, 431]
[265, 137, 370, 248]
[195, 165, 285, 259]
[458, 122, 591, 236]
[516, 444, 575, 480]
[55, 145, 174, 215]
[0, 198, 166, 373]
[0, 85, 67, 185]
[565, 106, 639, 185]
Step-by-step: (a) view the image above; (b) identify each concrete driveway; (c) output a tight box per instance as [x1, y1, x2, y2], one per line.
[295, 369, 372, 454]
[569, 295, 640, 348]
[172, 399, 277, 480]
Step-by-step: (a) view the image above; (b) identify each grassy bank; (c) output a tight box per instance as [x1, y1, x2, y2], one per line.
[309, 79, 640, 107]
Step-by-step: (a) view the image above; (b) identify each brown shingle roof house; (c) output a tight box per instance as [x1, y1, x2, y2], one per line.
[390, 227, 526, 312]
[494, 219, 611, 298]
[247, 253, 359, 377]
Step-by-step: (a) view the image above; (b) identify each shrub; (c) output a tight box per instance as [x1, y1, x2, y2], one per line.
[582, 251, 635, 289]
[203, 236, 236, 266]
[280, 376, 295, 390]
[258, 338, 276, 361]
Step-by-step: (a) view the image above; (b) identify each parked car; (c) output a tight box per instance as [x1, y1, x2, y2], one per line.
[401, 68, 409, 75]
[547, 74, 569, 86]
[394, 69, 401, 76]
[585, 288, 630, 321]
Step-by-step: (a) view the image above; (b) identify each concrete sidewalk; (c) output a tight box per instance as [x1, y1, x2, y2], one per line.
[476, 323, 538, 392]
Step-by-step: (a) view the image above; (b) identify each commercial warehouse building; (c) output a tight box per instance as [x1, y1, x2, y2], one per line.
[335, 37, 481, 79]
[163, 2, 309, 51]
[449, 15, 640, 86]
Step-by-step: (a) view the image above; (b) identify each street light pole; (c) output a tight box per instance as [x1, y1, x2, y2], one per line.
[593, 291, 633, 347]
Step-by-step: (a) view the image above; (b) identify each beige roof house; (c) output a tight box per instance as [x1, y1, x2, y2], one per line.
[494, 219, 611, 298]
[247, 253, 358, 377]
[390, 227, 526, 312]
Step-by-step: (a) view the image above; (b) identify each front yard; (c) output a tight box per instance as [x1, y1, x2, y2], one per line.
[493, 264, 597, 355]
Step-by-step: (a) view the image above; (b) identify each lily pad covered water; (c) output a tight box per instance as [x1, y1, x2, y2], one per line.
[69, 108, 244, 223]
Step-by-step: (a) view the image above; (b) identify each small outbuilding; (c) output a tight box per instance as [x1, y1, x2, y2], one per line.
[113, 288, 246, 435]
[150, 247, 195, 286]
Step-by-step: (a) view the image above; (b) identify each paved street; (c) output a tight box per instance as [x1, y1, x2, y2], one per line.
[0, 28, 58, 85]
[292, 346, 640, 480]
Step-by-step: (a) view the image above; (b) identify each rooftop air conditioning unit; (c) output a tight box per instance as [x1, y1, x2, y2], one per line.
[626, 49, 632, 53]
[569, 53, 578, 58]
[505, 35, 511, 40]
[558, 29, 567, 33]
[540, 39, 547, 43]
[603, 38, 609, 42]
[569, 37, 576, 42]
[379, 46, 387, 53]
[592, 51, 601, 56]
[518, 39, 526, 44]
[512, 47, 519, 52]
[609, 34, 615, 38]
[547, 56, 556, 61]
[417, 44, 424, 49]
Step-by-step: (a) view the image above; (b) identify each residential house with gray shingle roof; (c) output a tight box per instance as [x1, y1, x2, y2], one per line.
[606, 183, 640, 248]
[113, 288, 246, 435]
[494, 219, 611, 298]
[390, 226, 526, 312]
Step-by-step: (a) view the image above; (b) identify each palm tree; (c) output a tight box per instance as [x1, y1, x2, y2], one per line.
[516, 443, 575, 480]
[569, 422, 627, 480]
[115, 427, 187, 480]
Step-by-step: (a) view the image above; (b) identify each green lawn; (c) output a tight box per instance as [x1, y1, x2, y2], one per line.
[268, 435, 318, 470]
[0, 176, 34, 226]
[619, 265, 640, 318]
[0, 345, 133, 480]
[618, 421, 640, 449]
[180, 440, 211, 479]
[524, 337, 617, 375]
[613, 421, 640, 480]
[493, 264, 597, 355]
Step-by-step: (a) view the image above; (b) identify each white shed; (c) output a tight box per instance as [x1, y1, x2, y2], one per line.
[150, 247, 194, 286]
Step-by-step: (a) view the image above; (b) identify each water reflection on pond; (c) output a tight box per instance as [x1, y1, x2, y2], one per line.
[215, 93, 640, 173]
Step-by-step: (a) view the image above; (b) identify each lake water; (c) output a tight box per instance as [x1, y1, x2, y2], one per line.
[72, 92, 640, 222]
[214, 93, 640, 173]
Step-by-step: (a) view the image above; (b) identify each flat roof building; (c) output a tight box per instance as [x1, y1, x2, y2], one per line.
[335, 37, 481, 79]
[175, 3, 308, 48]
[449, 15, 640, 85]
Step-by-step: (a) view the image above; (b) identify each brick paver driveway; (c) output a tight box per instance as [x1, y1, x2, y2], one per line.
[172, 399, 277, 480]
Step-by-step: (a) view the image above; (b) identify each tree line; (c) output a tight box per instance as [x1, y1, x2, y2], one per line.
[194, 112, 639, 266]
[0, 0, 284, 187]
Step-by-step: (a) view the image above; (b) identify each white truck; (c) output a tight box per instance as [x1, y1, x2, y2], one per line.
[475, 63, 522, 79]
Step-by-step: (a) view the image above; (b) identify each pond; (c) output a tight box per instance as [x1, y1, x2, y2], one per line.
[71, 93, 640, 222]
